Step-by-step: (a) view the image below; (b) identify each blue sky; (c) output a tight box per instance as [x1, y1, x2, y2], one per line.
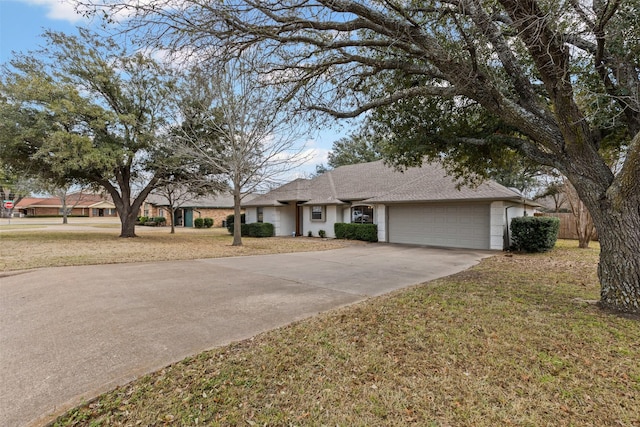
[0, 0, 83, 63]
[0, 0, 348, 177]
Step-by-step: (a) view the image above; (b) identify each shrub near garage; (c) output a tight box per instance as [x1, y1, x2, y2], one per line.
[194, 218, 205, 228]
[334, 223, 378, 242]
[241, 222, 274, 237]
[203, 218, 214, 228]
[510, 216, 560, 252]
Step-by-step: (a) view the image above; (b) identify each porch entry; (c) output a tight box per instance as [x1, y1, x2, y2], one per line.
[174, 208, 194, 227]
[296, 203, 303, 236]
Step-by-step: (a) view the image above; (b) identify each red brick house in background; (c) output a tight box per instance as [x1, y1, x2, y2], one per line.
[15, 193, 117, 217]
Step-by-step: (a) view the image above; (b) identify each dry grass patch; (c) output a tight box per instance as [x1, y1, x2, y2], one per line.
[53, 241, 639, 427]
[0, 228, 350, 271]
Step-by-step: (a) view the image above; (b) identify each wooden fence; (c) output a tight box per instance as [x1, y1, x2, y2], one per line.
[535, 212, 598, 241]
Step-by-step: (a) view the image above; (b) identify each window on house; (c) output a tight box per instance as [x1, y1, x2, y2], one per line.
[158, 208, 164, 217]
[311, 205, 324, 221]
[257, 207, 264, 223]
[351, 206, 374, 223]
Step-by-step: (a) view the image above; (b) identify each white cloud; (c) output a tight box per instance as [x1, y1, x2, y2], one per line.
[285, 139, 330, 179]
[19, 0, 87, 23]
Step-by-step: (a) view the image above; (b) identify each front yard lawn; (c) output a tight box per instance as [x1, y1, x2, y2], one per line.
[54, 240, 639, 426]
[0, 228, 349, 271]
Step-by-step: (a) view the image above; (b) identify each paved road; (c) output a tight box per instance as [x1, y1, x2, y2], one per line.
[0, 244, 493, 426]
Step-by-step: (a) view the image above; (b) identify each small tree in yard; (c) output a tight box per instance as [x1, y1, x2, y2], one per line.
[44, 184, 90, 224]
[564, 180, 597, 249]
[151, 139, 226, 234]
[175, 56, 310, 246]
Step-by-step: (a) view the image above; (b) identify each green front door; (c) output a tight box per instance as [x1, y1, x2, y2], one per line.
[184, 209, 194, 227]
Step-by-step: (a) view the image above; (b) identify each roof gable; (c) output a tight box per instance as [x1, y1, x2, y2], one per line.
[243, 178, 314, 207]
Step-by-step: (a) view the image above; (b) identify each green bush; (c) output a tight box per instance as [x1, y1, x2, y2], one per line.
[319, 229, 326, 238]
[226, 213, 246, 234]
[241, 222, 274, 237]
[510, 216, 560, 252]
[334, 223, 378, 242]
[203, 217, 214, 228]
[154, 216, 166, 225]
[194, 217, 205, 228]
[307, 230, 313, 237]
[137, 216, 148, 224]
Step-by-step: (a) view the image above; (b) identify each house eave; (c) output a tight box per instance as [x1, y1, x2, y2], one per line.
[364, 196, 539, 205]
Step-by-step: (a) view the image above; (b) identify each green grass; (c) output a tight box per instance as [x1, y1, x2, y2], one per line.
[51, 241, 640, 427]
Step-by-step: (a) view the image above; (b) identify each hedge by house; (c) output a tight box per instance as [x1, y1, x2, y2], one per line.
[226, 213, 246, 234]
[241, 222, 274, 237]
[195, 217, 214, 229]
[334, 223, 378, 242]
[510, 216, 560, 252]
[137, 216, 166, 226]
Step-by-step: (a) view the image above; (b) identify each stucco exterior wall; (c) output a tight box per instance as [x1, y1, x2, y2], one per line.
[303, 205, 341, 238]
[490, 201, 506, 250]
[245, 207, 258, 224]
[260, 205, 297, 236]
[490, 200, 534, 250]
[375, 204, 387, 242]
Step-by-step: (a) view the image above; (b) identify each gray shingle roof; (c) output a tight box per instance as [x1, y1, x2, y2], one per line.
[243, 160, 529, 207]
[242, 178, 314, 207]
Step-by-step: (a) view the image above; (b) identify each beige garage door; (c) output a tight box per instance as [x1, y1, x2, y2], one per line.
[388, 203, 490, 249]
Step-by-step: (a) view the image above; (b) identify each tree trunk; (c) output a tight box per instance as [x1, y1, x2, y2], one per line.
[120, 211, 138, 238]
[564, 181, 596, 249]
[170, 207, 176, 234]
[590, 197, 640, 314]
[576, 204, 596, 249]
[61, 195, 68, 224]
[232, 189, 242, 246]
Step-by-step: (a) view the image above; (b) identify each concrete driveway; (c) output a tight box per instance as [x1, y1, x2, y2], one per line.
[0, 244, 493, 426]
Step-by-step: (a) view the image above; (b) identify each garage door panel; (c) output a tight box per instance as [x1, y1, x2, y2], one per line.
[388, 204, 490, 249]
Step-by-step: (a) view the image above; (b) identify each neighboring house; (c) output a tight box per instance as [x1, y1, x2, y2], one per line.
[243, 160, 538, 250]
[142, 193, 256, 228]
[15, 193, 117, 217]
[534, 194, 569, 213]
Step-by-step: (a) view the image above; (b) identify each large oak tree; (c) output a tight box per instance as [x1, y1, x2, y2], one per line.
[1, 29, 178, 237]
[79, 0, 639, 313]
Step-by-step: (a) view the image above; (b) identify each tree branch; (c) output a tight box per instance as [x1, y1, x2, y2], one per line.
[313, 85, 458, 118]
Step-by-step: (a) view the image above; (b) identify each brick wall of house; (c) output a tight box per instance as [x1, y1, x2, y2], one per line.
[141, 205, 240, 228]
[192, 208, 236, 228]
[32, 207, 60, 216]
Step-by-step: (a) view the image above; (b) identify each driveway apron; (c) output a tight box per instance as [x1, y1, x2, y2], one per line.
[0, 244, 492, 426]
